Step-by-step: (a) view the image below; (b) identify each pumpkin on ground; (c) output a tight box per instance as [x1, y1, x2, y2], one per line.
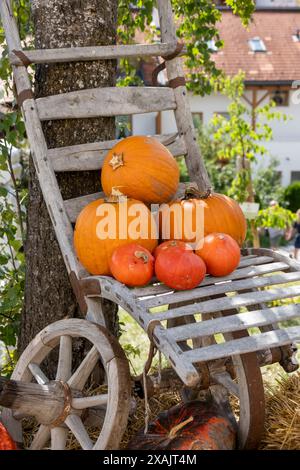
[0, 422, 17, 450]
[109, 244, 154, 287]
[74, 197, 158, 275]
[159, 191, 247, 247]
[101, 136, 180, 204]
[196, 233, 241, 277]
[155, 246, 206, 290]
[127, 400, 237, 450]
[154, 240, 191, 258]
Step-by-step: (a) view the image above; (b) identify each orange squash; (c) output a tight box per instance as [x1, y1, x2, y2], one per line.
[101, 136, 179, 204]
[109, 244, 154, 287]
[74, 197, 158, 275]
[154, 240, 191, 258]
[159, 192, 246, 247]
[196, 233, 241, 277]
[0, 422, 17, 450]
[155, 246, 206, 290]
[127, 400, 236, 450]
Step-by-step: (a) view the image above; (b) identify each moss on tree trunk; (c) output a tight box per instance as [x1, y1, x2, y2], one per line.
[20, 0, 119, 360]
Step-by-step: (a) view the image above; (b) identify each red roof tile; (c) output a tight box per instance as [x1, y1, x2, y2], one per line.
[214, 11, 300, 82]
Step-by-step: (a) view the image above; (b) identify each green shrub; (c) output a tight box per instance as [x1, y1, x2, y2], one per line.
[283, 182, 300, 213]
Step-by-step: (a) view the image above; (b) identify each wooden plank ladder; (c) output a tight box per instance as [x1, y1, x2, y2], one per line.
[1, 0, 300, 452]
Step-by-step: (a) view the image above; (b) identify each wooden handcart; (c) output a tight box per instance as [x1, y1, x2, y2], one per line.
[1, 0, 300, 450]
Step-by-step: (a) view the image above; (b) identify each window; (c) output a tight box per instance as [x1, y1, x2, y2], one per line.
[116, 116, 132, 139]
[291, 171, 300, 182]
[249, 37, 266, 52]
[207, 40, 218, 52]
[192, 112, 203, 130]
[215, 111, 230, 120]
[292, 30, 300, 42]
[270, 90, 289, 107]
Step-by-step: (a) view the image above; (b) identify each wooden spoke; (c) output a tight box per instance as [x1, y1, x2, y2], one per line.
[68, 346, 100, 390]
[51, 427, 68, 450]
[65, 415, 93, 450]
[29, 424, 50, 450]
[28, 363, 49, 385]
[72, 394, 108, 410]
[56, 335, 73, 381]
[211, 371, 240, 398]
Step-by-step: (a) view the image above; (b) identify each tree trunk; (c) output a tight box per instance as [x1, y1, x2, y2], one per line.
[20, 0, 119, 360]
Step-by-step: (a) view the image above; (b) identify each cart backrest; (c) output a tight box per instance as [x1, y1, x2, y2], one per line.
[0, 0, 210, 278]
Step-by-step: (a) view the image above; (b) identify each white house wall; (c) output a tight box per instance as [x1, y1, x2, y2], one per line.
[131, 89, 300, 186]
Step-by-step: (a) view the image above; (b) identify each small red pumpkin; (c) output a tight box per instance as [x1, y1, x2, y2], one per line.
[196, 232, 240, 277]
[154, 240, 191, 259]
[0, 422, 17, 450]
[127, 400, 236, 450]
[109, 243, 154, 287]
[155, 247, 206, 290]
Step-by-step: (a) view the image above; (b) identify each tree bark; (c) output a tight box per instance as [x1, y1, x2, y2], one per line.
[20, 0, 119, 360]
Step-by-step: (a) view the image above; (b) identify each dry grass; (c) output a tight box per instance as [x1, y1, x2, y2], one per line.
[260, 373, 300, 450]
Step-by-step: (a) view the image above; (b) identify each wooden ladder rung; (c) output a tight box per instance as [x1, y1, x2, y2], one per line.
[141, 271, 300, 308]
[166, 304, 300, 342]
[9, 42, 181, 65]
[64, 192, 104, 223]
[36, 87, 176, 121]
[49, 134, 186, 172]
[150, 285, 300, 322]
[182, 326, 300, 363]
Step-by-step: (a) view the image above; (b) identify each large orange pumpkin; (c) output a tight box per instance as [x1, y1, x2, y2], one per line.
[74, 197, 158, 275]
[159, 192, 247, 248]
[196, 233, 241, 277]
[101, 136, 180, 204]
[127, 400, 236, 450]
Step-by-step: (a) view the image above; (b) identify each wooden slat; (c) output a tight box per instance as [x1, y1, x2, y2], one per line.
[150, 285, 300, 323]
[49, 134, 187, 172]
[182, 326, 300, 363]
[9, 42, 181, 65]
[36, 87, 176, 121]
[133, 261, 289, 298]
[141, 271, 300, 308]
[166, 304, 300, 342]
[237, 256, 273, 268]
[243, 247, 300, 272]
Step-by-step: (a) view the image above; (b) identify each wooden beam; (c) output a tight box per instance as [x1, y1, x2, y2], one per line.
[0, 377, 66, 425]
[9, 42, 182, 65]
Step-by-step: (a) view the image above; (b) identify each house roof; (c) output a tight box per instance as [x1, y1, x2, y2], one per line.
[214, 11, 300, 83]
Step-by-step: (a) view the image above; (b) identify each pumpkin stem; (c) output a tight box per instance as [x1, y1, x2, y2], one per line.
[184, 185, 212, 200]
[109, 153, 124, 170]
[106, 188, 127, 204]
[168, 415, 194, 439]
[135, 251, 149, 263]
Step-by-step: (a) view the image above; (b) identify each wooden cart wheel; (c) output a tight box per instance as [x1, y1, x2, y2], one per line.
[2, 319, 131, 450]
